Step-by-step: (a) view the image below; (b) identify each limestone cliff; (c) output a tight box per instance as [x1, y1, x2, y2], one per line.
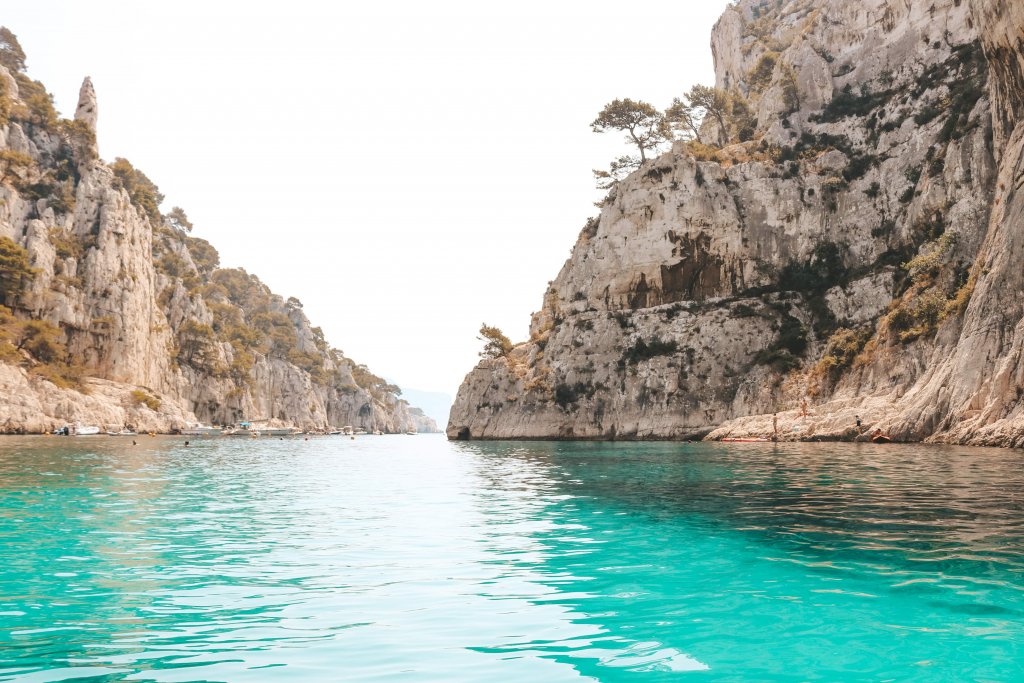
[450, 0, 1024, 446]
[0, 48, 437, 434]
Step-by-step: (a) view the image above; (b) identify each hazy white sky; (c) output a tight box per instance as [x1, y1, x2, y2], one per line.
[5, 0, 730, 398]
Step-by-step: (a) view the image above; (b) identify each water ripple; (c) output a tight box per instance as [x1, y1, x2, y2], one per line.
[0, 438, 1022, 681]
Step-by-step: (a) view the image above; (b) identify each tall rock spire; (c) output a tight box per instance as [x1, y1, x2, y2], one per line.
[72, 76, 99, 161]
[74, 76, 97, 131]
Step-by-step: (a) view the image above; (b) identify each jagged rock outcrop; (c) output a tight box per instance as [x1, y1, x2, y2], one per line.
[0, 61, 438, 434]
[74, 77, 97, 131]
[450, 0, 1024, 446]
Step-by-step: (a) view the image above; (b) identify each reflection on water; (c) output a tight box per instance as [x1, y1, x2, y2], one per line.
[0, 437, 1022, 681]
[461, 441, 1024, 681]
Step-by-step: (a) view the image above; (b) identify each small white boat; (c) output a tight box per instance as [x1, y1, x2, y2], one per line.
[181, 423, 223, 436]
[75, 424, 100, 436]
[105, 429, 137, 436]
[405, 429, 417, 435]
[253, 427, 302, 437]
[373, 430, 383, 436]
[224, 422, 255, 436]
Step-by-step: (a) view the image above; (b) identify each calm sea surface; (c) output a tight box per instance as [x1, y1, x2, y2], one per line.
[0, 436, 1022, 682]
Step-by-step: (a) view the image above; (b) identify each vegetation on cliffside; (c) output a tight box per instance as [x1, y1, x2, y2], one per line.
[0, 27, 434, 432]
[453, 0, 1003, 442]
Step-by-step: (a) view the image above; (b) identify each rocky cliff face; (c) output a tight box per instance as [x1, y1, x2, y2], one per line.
[449, 0, 1024, 446]
[0, 56, 437, 434]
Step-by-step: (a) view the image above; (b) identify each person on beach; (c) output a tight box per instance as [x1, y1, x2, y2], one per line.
[855, 415, 862, 433]
[773, 413, 778, 438]
[800, 399, 809, 417]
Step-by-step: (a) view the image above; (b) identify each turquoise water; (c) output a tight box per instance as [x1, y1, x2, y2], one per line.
[0, 437, 1022, 681]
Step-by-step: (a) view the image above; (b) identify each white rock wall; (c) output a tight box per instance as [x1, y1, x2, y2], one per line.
[450, 0, 1020, 445]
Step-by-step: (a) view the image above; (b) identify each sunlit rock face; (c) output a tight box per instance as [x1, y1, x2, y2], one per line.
[0, 70, 437, 434]
[450, 0, 1024, 446]
[74, 77, 97, 131]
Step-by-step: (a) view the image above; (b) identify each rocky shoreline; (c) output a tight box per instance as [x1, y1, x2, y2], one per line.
[0, 364, 439, 435]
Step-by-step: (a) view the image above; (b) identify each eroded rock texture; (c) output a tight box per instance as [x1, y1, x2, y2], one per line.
[0, 71, 436, 434]
[450, 0, 1024, 446]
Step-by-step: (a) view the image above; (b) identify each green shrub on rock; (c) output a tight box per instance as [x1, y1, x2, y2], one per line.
[130, 389, 161, 411]
[0, 236, 36, 307]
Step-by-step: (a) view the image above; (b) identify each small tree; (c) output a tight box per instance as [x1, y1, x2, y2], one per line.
[591, 99, 671, 164]
[167, 206, 193, 232]
[61, 119, 97, 160]
[177, 320, 216, 367]
[0, 236, 36, 307]
[111, 158, 164, 225]
[664, 97, 703, 142]
[156, 252, 190, 279]
[350, 363, 401, 399]
[478, 323, 512, 359]
[593, 155, 642, 190]
[684, 85, 756, 145]
[310, 326, 328, 352]
[185, 236, 220, 275]
[690, 85, 735, 141]
[0, 73, 9, 126]
[0, 28, 26, 73]
[15, 319, 65, 363]
[12, 77, 58, 129]
[728, 91, 758, 142]
[780, 66, 800, 114]
[0, 149, 33, 184]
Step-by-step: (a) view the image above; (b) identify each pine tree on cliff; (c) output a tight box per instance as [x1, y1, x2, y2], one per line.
[0, 28, 26, 73]
[0, 236, 36, 307]
[591, 99, 671, 164]
[685, 85, 729, 137]
[167, 206, 193, 233]
[478, 324, 512, 359]
[591, 99, 671, 188]
[664, 97, 703, 143]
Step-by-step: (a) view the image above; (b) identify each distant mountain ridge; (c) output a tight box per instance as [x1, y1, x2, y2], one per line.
[396, 387, 452, 430]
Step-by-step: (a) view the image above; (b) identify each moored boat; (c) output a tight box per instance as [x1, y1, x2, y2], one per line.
[223, 422, 254, 436]
[252, 426, 302, 437]
[105, 429, 137, 436]
[249, 428, 301, 438]
[181, 423, 223, 436]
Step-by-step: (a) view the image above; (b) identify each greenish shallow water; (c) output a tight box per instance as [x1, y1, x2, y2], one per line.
[0, 437, 1022, 682]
